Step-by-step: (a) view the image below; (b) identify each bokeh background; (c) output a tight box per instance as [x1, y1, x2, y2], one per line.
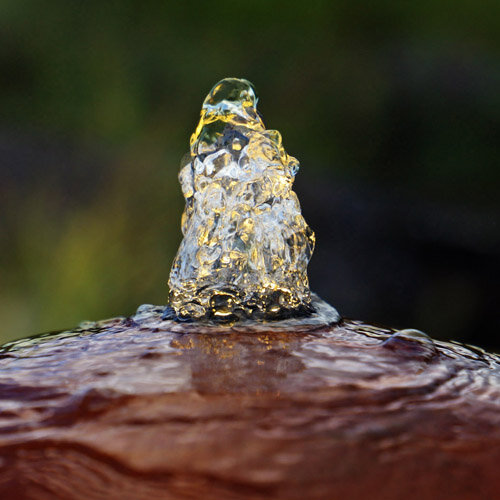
[1, 1, 499, 350]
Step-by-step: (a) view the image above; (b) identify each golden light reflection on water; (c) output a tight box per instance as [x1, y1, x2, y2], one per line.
[168, 78, 314, 322]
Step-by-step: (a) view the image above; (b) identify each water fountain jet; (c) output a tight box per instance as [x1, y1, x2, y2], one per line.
[168, 78, 320, 323]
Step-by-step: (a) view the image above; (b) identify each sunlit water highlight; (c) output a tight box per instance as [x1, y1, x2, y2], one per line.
[168, 78, 315, 321]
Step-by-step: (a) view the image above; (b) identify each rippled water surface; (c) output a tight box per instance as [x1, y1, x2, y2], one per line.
[0, 302, 499, 500]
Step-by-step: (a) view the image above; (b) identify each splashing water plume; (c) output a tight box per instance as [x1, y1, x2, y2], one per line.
[168, 78, 315, 321]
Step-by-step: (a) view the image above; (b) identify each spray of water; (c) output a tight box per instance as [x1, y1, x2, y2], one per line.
[168, 78, 315, 321]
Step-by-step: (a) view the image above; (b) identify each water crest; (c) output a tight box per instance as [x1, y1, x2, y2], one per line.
[168, 78, 315, 321]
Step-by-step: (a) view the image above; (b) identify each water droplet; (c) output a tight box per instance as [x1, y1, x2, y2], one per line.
[382, 329, 438, 361]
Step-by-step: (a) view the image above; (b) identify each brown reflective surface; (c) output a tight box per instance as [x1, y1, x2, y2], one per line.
[0, 317, 499, 499]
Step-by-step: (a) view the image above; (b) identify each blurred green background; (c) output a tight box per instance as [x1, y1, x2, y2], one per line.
[1, 1, 499, 349]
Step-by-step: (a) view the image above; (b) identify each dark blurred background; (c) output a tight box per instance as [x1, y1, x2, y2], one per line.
[1, 1, 499, 350]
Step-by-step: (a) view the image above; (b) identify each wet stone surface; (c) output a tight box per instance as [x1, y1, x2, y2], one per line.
[0, 307, 499, 499]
